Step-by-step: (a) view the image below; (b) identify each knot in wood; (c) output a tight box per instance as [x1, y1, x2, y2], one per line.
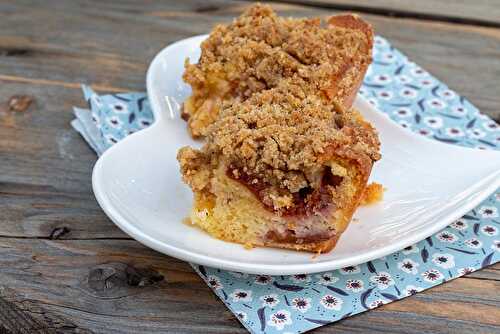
[49, 226, 70, 239]
[7, 95, 33, 112]
[85, 262, 164, 298]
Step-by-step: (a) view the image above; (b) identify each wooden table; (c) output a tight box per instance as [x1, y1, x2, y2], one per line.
[0, 1, 499, 333]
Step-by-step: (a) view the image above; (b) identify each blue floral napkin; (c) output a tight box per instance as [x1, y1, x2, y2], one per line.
[72, 36, 500, 334]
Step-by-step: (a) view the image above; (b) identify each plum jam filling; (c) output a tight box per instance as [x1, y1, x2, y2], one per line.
[227, 165, 344, 243]
[227, 165, 343, 216]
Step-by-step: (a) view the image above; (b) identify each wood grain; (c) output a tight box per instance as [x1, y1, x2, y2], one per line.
[0, 238, 246, 333]
[269, 0, 500, 27]
[0, 83, 127, 239]
[0, 286, 89, 334]
[0, 1, 499, 120]
[0, 1, 499, 333]
[0, 238, 498, 334]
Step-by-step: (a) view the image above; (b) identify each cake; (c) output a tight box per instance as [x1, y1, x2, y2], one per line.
[182, 4, 373, 138]
[178, 83, 381, 252]
[177, 5, 381, 253]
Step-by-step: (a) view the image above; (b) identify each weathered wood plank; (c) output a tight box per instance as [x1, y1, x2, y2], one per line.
[0, 1, 498, 120]
[467, 265, 500, 281]
[0, 239, 246, 333]
[0, 238, 498, 334]
[0, 287, 90, 334]
[270, 0, 500, 27]
[0, 83, 127, 239]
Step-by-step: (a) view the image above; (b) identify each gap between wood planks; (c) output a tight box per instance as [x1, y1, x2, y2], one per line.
[0, 234, 132, 241]
[0, 74, 129, 93]
[265, 0, 500, 28]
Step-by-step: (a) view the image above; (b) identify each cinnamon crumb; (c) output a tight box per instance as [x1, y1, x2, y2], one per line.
[179, 82, 380, 210]
[178, 4, 380, 212]
[361, 182, 384, 205]
[183, 4, 373, 136]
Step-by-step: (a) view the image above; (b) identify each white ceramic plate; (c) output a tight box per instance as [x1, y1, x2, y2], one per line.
[92, 35, 500, 275]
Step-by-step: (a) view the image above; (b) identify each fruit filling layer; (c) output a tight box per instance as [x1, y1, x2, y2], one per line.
[227, 165, 343, 217]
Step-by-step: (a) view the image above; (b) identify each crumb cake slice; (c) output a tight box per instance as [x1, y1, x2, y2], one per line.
[178, 84, 380, 252]
[182, 4, 373, 137]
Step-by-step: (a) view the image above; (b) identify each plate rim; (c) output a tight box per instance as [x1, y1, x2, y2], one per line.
[91, 35, 500, 275]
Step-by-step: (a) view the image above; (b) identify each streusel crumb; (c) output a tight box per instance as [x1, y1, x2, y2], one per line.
[183, 4, 373, 137]
[361, 182, 384, 205]
[179, 82, 380, 210]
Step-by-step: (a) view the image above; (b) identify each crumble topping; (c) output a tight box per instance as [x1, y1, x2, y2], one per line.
[178, 82, 380, 211]
[178, 4, 380, 214]
[177, 5, 381, 251]
[361, 182, 384, 205]
[183, 4, 373, 136]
